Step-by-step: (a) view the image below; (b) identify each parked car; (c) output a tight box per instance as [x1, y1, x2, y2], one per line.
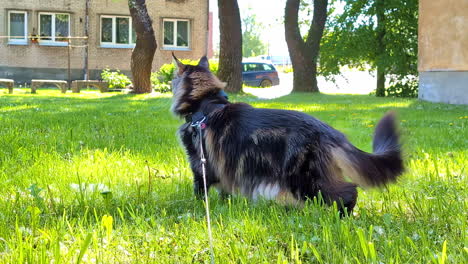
[242, 62, 280, 87]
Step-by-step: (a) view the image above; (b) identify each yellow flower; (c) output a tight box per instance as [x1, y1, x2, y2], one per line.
[367, 124, 374, 128]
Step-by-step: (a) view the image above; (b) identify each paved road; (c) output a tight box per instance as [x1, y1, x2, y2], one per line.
[244, 70, 376, 99]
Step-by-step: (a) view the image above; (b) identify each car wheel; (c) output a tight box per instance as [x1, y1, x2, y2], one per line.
[260, 79, 272, 87]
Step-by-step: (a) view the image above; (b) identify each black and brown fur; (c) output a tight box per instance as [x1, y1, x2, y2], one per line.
[171, 55, 404, 214]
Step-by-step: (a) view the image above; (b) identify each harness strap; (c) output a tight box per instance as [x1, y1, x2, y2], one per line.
[191, 118, 215, 264]
[185, 89, 228, 123]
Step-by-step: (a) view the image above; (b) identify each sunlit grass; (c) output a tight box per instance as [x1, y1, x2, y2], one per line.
[0, 89, 466, 263]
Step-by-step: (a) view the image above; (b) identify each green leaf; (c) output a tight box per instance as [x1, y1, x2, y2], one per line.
[76, 233, 93, 264]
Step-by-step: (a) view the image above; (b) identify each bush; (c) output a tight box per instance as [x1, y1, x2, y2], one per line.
[101, 68, 131, 89]
[150, 72, 160, 85]
[368, 75, 418, 98]
[150, 70, 171, 93]
[178, 58, 219, 75]
[208, 60, 219, 74]
[155, 63, 176, 84]
[386, 76, 418, 98]
[153, 83, 172, 93]
[151, 59, 219, 88]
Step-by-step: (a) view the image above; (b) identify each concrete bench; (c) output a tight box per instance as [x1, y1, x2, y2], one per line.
[31, 79, 68, 93]
[72, 80, 109, 93]
[0, 79, 14, 94]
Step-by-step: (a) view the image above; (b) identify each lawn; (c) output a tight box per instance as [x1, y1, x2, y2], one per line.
[0, 89, 466, 263]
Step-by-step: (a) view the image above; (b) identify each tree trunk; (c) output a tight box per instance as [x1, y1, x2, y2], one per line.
[285, 0, 328, 92]
[375, 0, 386, 97]
[376, 64, 386, 96]
[217, 0, 243, 93]
[129, 0, 157, 94]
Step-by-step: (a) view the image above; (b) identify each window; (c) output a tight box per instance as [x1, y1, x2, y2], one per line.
[38, 13, 70, 45]
[244, 63, 264, 72]
[8, 11, 28, 44]
[100, 15, 136, 48]
[163, 19, 190, 49]
[263, 64, 274, 71]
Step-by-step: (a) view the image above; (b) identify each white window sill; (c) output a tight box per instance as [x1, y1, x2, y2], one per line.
[161, 46, 191, 51]
[38, 41, 69, 47]
[8, 40, 28, 46]
[100, 43, 135, 49]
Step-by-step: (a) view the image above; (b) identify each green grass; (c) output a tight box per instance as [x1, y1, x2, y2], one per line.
[0, 88, 467, 263]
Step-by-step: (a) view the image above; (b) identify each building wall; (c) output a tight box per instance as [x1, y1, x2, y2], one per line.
[0, 0, 209, 83]
[418, 0, 468, 104]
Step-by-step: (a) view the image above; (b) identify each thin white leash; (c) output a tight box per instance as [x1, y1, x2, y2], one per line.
[193, 117, 215, 264]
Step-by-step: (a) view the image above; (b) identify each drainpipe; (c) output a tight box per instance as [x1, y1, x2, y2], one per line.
[205, 0, 209, 56]
[68, 37, 71, 89]
[83, 0, 90, 80]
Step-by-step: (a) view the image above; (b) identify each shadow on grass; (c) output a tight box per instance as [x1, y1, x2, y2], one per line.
[1, 91, 466, 156]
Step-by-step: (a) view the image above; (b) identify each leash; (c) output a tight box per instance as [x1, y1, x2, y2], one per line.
[191, 117, 215, 264]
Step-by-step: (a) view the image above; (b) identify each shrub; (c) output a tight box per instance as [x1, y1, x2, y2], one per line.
[153, 83, 172, 93]
[151, 72, 171, 93]
[151, 59, 219, 87]
[208, 60, 219, 74]
[178, 58, 219, 75]
[156, 63, 176, 84]
[101, 68, 131, 89]
[386, 76, 418, 98]
[368, 76, 419, 98]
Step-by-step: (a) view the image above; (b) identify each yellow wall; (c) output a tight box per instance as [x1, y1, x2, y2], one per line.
[419, 0, 468, 72]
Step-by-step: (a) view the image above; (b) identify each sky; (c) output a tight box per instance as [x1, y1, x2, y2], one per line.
[209, 0, 290, 56]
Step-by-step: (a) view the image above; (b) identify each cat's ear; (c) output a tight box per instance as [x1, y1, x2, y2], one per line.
[172, 52, 186, 75]
[198, 55, 209, 69]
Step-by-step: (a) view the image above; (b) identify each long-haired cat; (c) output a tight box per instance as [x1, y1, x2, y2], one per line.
[171, 55, 404, 214]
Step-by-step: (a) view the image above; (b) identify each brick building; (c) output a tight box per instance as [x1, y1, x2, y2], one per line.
[0, 0, 210, 84]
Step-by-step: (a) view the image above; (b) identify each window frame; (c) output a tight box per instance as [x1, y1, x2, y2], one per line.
[38, 12, 70, 46]
[162, 18, 191, 50]
[100, 15, 136, 48]
[8, 10, 28, 45]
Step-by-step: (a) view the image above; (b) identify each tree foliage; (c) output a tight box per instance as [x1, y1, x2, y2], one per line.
[319, 0, 418, 97]
[242, 10, 267, 58]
